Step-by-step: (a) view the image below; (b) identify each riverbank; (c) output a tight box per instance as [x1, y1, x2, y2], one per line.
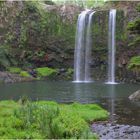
[92, 122, 140, 139]
[0, 67, 73, 83]
[0, 100, 108, 139]
[0, 71, 35, 83]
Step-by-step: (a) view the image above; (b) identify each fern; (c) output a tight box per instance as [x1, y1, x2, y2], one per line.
[128, 56, 140, 69]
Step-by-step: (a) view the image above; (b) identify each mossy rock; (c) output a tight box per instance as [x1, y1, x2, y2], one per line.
[35, 67, 57, 77]
[20, 71, 31, 77]
[8, 67, 22, 74]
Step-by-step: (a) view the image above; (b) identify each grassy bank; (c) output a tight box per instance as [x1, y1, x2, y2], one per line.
[0, 100, 109, 139]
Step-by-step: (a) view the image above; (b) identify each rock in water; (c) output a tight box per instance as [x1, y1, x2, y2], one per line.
[129, 90, 140, 101]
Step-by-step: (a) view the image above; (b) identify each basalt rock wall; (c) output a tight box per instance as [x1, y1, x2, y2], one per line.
[0, 1, 139, 82]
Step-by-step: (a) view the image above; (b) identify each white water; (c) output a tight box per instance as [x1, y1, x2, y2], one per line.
[74, 10, 95, 82]
[85, 11, 96, 81]
[107, 9, 117, 84]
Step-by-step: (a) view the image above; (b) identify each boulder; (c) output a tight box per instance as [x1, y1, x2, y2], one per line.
[129, 90, 140, 101]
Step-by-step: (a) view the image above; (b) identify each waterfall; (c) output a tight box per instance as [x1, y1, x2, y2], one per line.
[74, 10, 95, 82]
[107, 9, 117, 84]
[85, 11, 95, 81]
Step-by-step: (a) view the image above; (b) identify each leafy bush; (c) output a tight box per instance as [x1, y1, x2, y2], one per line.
[128, 56, 140, 70]
[65, 68, 74, 80]
[8, 67, 22, 74]
[20, 71, 31, 77]
[127, 18, 140, 34]
[35, 67, 57, 77]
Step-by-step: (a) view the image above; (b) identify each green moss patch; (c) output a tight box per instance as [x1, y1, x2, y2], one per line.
[8, 67, 22, 74]
[19, 71, 31, 77]
[35, 67, 57, 77]
[60, 103, 109, 122]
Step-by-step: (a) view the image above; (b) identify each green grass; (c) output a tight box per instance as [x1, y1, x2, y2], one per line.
[0, 100, 108, 139]
[60, 102, 108, 122]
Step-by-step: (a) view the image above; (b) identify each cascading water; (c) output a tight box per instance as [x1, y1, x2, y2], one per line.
[74, 10, 95, 82]
[85, 11, 95, 81]
[107, 9, 117, 84]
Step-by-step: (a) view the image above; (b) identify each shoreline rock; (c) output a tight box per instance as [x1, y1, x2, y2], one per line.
[129, 90, 140, 101]
[92, 122, 140, 139]
[0, 72, 35, 83]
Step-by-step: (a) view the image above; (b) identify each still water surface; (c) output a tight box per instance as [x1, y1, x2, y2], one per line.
[0, 81, 139, 125]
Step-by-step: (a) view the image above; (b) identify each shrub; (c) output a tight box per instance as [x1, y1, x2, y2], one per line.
[66, 68, 74, 80]
[52, 110, 96, 139]
[128, 56, 140, 70]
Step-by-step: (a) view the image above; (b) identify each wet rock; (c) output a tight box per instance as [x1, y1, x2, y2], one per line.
[129, 90, 140, 101]
[92, 123, 140, 139]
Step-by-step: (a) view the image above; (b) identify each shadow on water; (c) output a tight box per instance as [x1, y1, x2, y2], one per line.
[0, 81, 139, 125]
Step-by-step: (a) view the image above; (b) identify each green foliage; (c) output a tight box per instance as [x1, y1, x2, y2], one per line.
[35, 67, 57, 77]
[67, 68, 74, 75]
[20, 71, 31, 77]
[66, 68, 74, 80]
[52, 111, 94, 139]
[19, 25, 27, 48]
[127, 4, 140, 48]
[128, 56, 140, 70]
[136, 4, 140, 12]
[0, 45, 16, 69]
[127, 18, 140, 34]
[128, 36, 140, 47]
[8, 67, 22, 74]
[51, 0, 106, 8]
[0, 100, 108, 139]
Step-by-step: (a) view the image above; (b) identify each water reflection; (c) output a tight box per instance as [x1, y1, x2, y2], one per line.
[108, 85, 116, 123]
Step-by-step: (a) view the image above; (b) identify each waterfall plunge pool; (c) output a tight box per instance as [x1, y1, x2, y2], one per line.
[0, 81, 139, 126]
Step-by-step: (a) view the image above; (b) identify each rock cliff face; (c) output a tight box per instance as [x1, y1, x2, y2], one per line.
[84, 1, 140, 82]
[0, 1, 139, 82]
